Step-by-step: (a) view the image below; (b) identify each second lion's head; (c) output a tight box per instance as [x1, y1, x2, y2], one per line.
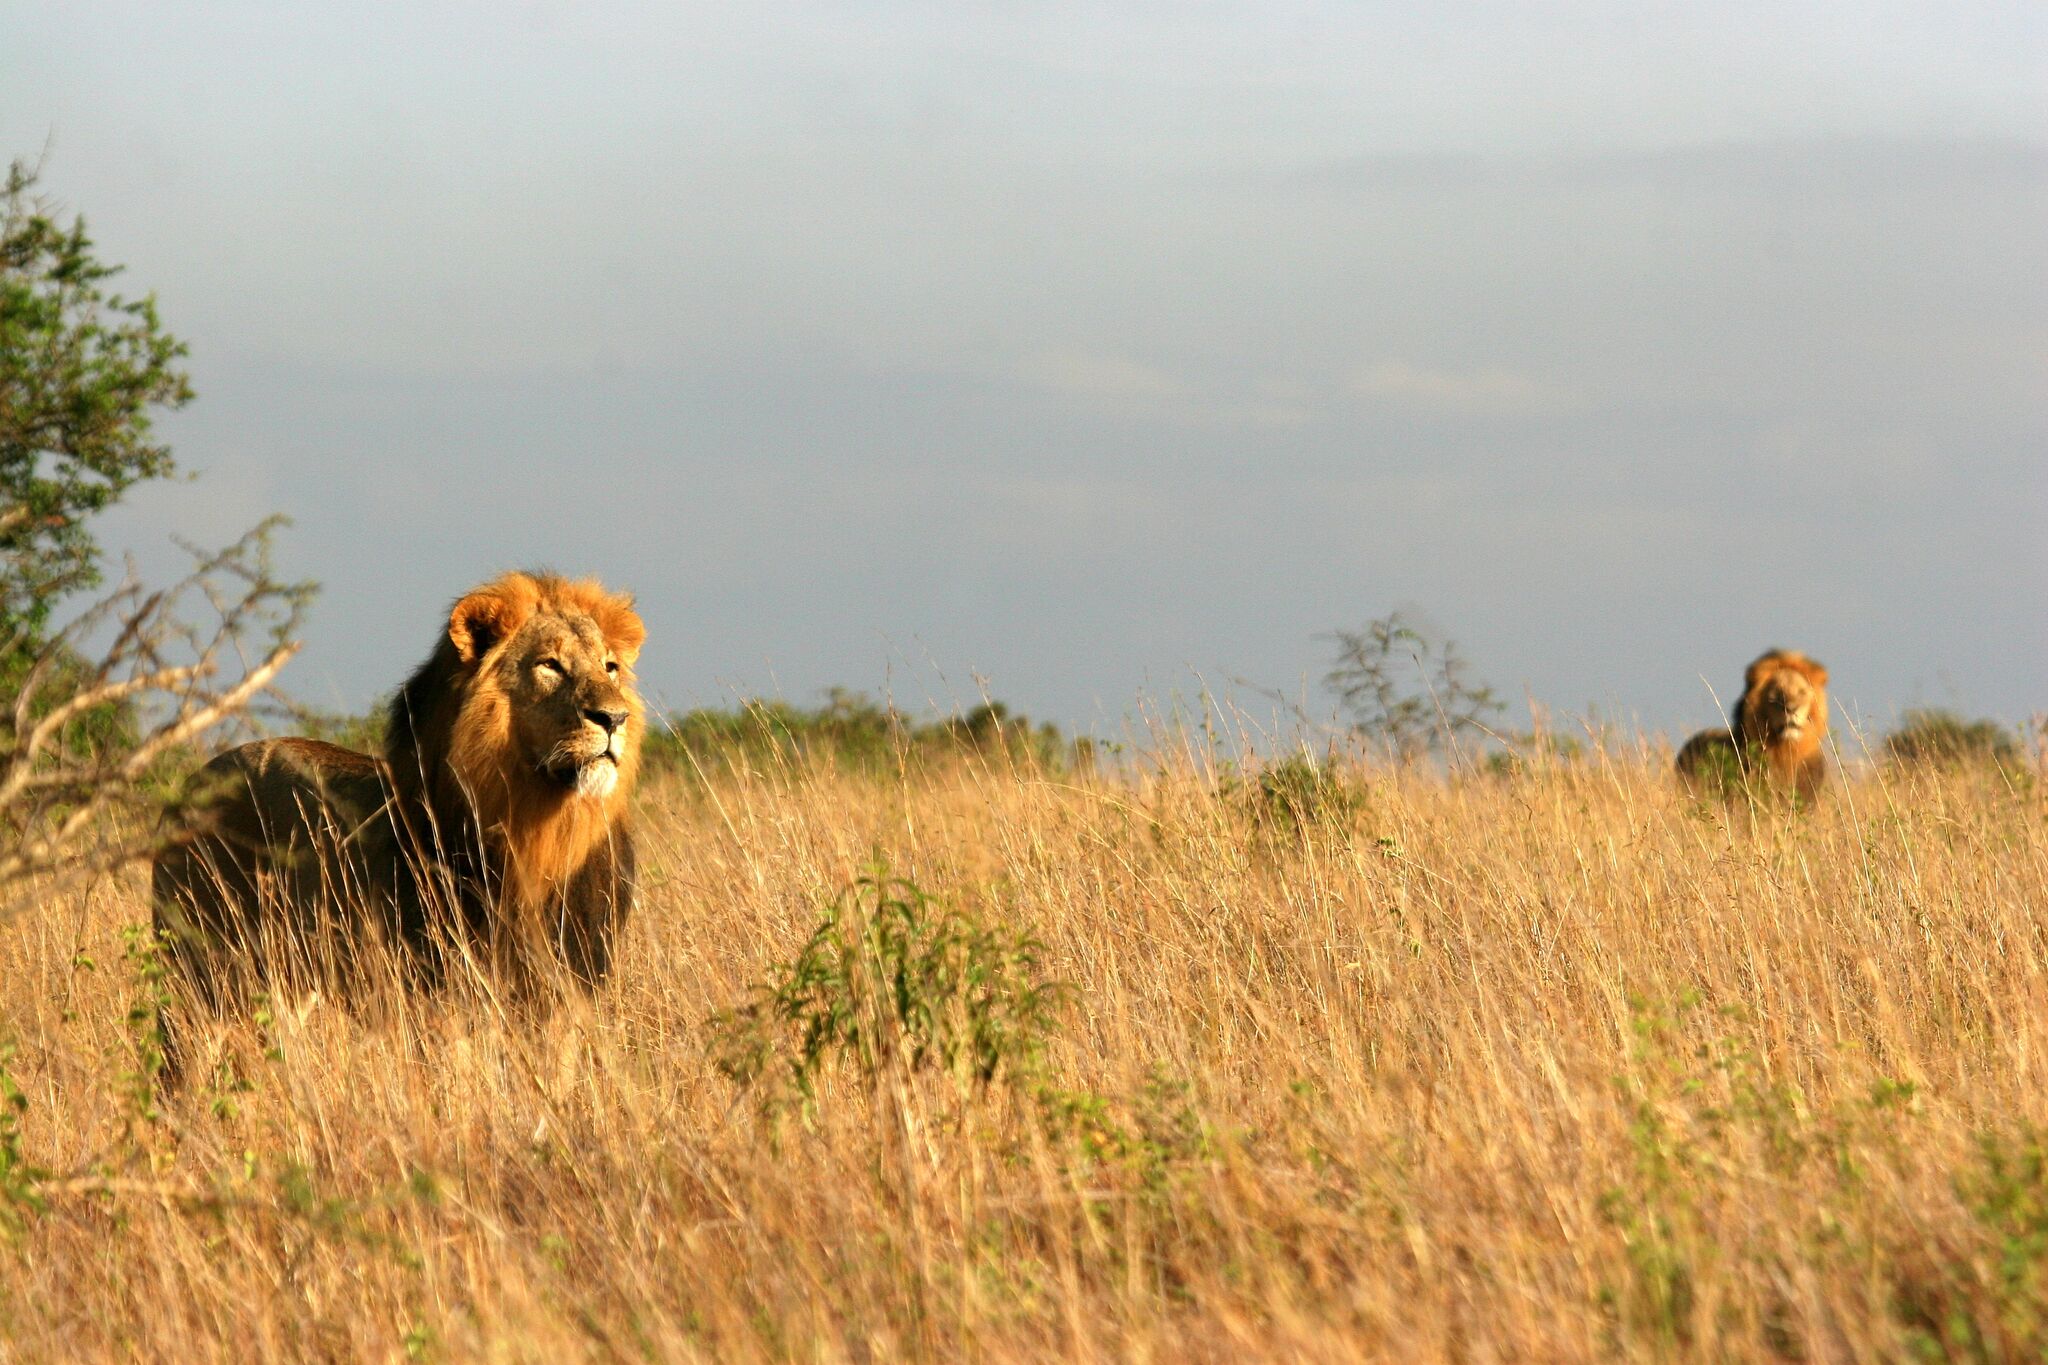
[1738, 649, 1828, 758]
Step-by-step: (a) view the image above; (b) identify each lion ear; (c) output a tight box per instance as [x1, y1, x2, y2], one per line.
[1744, 652, 1779, 694]
[594, 597, 646, 666]
[448, 580, 537, 664]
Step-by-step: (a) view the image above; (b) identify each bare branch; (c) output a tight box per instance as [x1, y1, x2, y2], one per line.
[8, 664, 206, 787]
[118, 643, 297, 778]
[0, 519, 313, 914]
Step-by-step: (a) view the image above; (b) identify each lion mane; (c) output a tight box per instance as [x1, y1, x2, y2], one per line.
[1675, 648, 1830, 798]
[152, 572, 646, 1013]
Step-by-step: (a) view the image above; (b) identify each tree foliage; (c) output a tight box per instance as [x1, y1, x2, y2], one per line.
[2, 159, 192, 643]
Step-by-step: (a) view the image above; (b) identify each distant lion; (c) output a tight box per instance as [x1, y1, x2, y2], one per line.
[1675, 649, 1830, 799]
[152, 572, 646, 1028]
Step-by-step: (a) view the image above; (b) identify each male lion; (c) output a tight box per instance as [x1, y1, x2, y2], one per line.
[1675, 648, 1830, 799]
[152, 572, 646, 1031]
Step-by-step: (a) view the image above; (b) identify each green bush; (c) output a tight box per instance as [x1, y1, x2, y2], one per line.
[0, 641, 139, 762]
[1234, 753, 1365, 835]
[708, 866, 1070, 1122]
[0, 1038, 46, 1242]
[1884, 709, 2021, 769]
[3, 159, 192, 646]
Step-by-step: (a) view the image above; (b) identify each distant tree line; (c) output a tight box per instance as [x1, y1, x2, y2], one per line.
[650, 689, 1085, 777]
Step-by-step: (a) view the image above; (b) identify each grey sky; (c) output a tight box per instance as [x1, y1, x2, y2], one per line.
[6, 3, 2044, 740]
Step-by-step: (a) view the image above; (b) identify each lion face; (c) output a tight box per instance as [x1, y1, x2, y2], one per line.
[1739, 650, 1829, 752]
[1746, 669, 1821, 744]
[489, 610, 639, 800]
[445, 573, 647, 807]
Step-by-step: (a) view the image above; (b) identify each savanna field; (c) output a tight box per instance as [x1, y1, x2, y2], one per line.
[3, 734, 2047, 1364]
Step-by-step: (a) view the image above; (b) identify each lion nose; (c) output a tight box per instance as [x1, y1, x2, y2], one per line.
[584, 705, 629, 734]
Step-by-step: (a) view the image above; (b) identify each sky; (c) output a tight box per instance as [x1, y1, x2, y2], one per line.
[5, 2, 2044, 744]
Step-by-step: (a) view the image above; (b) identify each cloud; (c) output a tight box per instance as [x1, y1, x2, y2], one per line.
[1018, 349, 1189, 405]
[1015, 351, 1318, 428]
[1214, 402, 1316, 429]
[1299, 137, 2048, 197]
[1350, 360, 1582, 417]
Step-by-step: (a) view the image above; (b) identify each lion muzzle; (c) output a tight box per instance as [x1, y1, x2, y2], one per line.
[541, 724, 626, 799]
[573, 756, 619, 800]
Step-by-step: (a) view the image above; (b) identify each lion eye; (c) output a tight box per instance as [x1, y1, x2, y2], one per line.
[605, 660, 619, 675]
[537, 658, 565, 676]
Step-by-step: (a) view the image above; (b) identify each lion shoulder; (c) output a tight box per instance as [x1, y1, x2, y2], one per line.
[1674, 728, 1741, 789]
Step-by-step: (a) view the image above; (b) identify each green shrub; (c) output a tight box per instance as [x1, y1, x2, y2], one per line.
[287, 696, 390, 755]
[1679, 733, 1753, 801]
[0, 643, 139, 762]
[2, 158, 192, 644]
[1954, 1127, 2048, 1353]
[0, 1039, 46, 1241]
[1235, 753, 1365, 835]
[708, 866, 1070, 1122]
[1884, 709, 2021, 769]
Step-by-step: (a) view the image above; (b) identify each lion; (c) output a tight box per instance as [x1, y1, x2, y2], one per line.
[151, 571, 646, 1038]
[1675, 648, 1830, 799]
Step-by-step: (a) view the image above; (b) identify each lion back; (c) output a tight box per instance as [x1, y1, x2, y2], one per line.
[1674, 727, 1741, 791]
[151, 737, 406, 999]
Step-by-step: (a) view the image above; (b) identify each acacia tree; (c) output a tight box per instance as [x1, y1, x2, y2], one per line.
[1, 159, 191, 650]
[1324, 611, 1503, 760]
[0, 160, 307, 909]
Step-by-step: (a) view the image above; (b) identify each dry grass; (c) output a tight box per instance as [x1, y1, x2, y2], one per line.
[3, 733, 2047, 1363]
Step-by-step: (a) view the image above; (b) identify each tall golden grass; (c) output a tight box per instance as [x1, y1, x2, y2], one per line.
[2, 732, 2045, 1363]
